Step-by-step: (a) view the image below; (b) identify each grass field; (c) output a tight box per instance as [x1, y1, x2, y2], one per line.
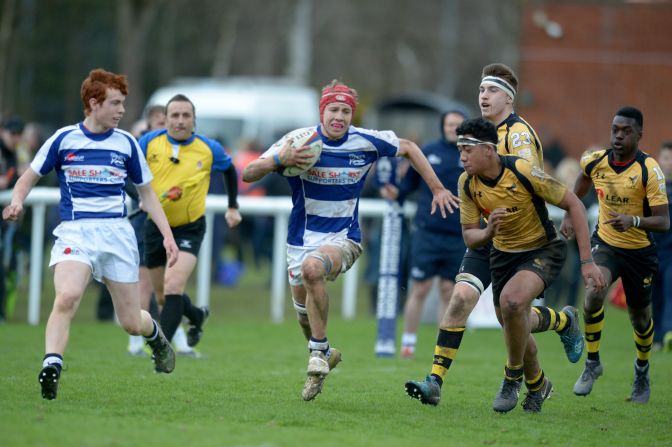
[1, 267, 671, 447]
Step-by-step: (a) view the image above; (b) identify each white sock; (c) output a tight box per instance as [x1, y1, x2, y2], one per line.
[43, 355, 63, 369]
[401, 333, 417, 347]
[128, 335, 144, 351]
[173, 325, 192, 351]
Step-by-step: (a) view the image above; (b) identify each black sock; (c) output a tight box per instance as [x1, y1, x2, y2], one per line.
[148, 294, 160, 320]
[182, 294, 202, 326]
[160, 294, 184, 342]
[504, 364, 524, 383]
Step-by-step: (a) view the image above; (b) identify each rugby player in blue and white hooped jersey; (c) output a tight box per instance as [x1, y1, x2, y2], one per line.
[243, 79, 460, 401]
[2, 69, 179, 400]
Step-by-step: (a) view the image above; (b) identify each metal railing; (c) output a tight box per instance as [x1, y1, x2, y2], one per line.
[0, 187, 415, 325]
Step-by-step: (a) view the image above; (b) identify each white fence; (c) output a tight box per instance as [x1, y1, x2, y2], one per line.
[0, 187, 416, 325]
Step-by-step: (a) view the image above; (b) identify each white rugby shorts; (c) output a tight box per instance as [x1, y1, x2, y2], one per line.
[286, 239, 362, 286]
[49, 218, 140, 283]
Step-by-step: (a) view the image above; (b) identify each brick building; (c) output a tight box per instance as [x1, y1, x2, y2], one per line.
[518, 2, 672, 162]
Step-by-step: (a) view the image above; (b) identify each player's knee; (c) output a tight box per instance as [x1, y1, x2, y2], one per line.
[630, 312, 651, 332]
[451, 286, 479, 310]
[499, 294, 526, 316]
[120, 319, 143, 336]
[301, 257, 326, 283]
[163, 279, 184, 296]
[53, 291, 81, 315]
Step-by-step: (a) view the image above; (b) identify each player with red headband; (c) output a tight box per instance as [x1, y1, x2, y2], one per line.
[243, 79, 460, 401]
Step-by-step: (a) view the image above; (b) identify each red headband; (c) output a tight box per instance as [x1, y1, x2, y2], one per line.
[319, 85, 357, 121]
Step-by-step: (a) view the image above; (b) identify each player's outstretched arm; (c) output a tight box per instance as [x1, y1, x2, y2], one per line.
[560, 172, 592, 239]
[137, 183, 179, 267]
[558, 190, 606, 291]
[397, 138, 460, 216]
[222, 164, 242, 228]
[2, 168, 40, 221]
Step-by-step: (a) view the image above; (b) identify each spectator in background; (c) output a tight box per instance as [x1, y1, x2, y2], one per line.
[544, 156, 583, 308]
[652, 141, 672, 351]
[380, 110, 466, 358]
[227, 139, 290, 280]
[0, 117, 25, 322]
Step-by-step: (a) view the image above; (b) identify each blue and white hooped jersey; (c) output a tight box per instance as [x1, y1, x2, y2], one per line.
[30, 123, 153, 221]
[263, 125, 400, 247]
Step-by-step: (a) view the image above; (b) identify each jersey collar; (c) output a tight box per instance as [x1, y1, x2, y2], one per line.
[167, 132, 196, 146]
[317, 124, 349, 147]
[79, 122, 114, 141]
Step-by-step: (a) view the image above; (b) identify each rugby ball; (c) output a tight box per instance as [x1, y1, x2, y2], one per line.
[281, 128, 323, 177]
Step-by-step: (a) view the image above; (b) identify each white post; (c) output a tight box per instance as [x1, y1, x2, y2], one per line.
[196, 210, 215, 307]
[341, 260, 358, 320]
[28, 203, 46, 326]
[271, 213, 288, 323]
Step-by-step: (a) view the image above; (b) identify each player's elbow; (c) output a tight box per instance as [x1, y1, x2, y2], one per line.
[241, 167, 259, 183]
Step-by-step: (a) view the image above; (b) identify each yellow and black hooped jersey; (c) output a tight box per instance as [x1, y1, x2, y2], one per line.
[138, 129, 233, 227]
[580, 148, 668, 249]
[496, 113, 543, 169]
[458, 155, 567, 252]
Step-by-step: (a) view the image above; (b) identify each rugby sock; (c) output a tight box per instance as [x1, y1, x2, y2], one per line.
[401, 333, 417, 357]
[128, 335, 144, 352]
[182, 293, 202, 326]
[148, 294, 160, 319]
[160, 294, 184, 342]
[308, 337, 330, 356]
[430, 327, 465, 387]
[504, 363, 524, 383]
[525, 368, 546, 392]
[42, 353, 63, 373]
[531, 306, 567, 333]
[144, 319, 159, 341]
[634, 319, 654, 368]
[173, 326, 192, 352]
[401, 333, 417, 347]
[585, 306, 605, 362]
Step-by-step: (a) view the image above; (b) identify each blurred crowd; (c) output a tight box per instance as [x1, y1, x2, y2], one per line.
[0, 116, 49, 322]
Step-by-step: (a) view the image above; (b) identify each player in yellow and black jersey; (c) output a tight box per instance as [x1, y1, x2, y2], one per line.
[405, 64, 582, 410]
[138, 94, 242, 347]
[561, 107, 670, 403]
[457, 117, 605, 413]
[495, 113, 543, 169]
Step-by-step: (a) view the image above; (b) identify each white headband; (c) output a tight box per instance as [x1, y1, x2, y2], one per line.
[457, 136, 496, 147]
[480, 76, 516, 100]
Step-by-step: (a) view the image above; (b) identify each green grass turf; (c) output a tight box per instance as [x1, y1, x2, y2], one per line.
[1, 266, 671, 446]
[2, 309, 671, 445]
